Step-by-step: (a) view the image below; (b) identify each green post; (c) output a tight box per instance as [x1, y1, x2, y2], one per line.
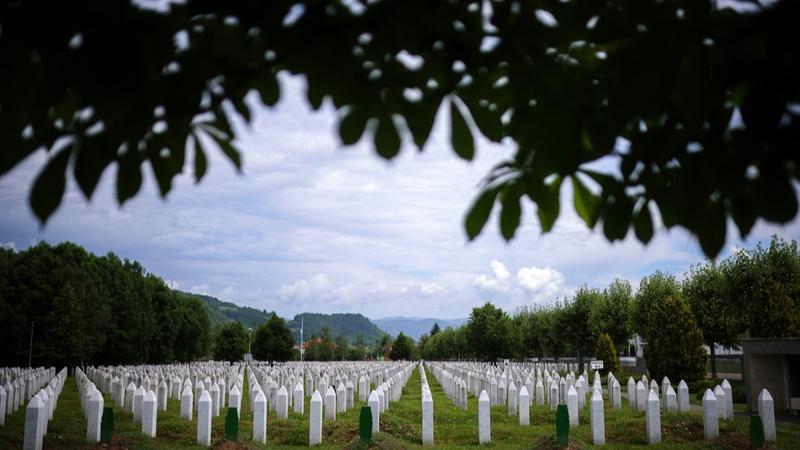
[359, 406, 373, 444]
[100, 406, 114, 444]
[750, 415, 765, 449]
[556, 404, 569, 448]
[225, 407, 239, 441]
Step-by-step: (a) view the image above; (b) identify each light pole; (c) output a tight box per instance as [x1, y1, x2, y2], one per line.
[28, 320, 34, 367]
[248, 327, 253, 360]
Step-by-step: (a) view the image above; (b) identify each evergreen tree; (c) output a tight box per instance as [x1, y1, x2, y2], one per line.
[594, 333, 620, 375]
[430, 322, 441, 336]
[389, 332, 415, 360]
[642, 295, 706, 383]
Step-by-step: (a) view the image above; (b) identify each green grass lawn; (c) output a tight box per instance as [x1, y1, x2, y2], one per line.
[0, 366, 798, 449]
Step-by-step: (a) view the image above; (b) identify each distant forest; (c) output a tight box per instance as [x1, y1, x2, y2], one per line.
[0, 242, 211, 367]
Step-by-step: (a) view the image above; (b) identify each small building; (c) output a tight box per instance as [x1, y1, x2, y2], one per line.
[742, 337, 800, 413]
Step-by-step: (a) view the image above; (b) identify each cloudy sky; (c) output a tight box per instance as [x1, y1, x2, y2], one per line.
[1, 75, 798, 320]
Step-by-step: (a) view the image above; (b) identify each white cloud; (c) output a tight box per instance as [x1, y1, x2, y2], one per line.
[1, 242, 15, 251]
[473, 260, 569, 309]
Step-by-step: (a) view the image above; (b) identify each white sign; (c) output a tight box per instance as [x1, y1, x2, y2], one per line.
[590, 360, 604, 370]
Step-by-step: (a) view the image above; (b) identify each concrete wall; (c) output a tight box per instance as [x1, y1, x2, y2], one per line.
[746, 354, 787, 412]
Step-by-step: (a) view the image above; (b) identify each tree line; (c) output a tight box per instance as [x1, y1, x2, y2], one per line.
[0, 242, 211, 368]
[417, 236, 800, 383]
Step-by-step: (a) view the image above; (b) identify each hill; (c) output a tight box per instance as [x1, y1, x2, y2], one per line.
[373, 316, 468, 340]
[287, 313, 386, 345]
[189, 293, 273, 329]
[190, 293, 387, 345]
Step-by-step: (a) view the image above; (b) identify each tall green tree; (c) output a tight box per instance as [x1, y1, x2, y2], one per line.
[430, 323, 441, 336]
[590, 279, 634, 351]
[560, 286, 603, 370]
[466, 302, 510, 362]
[642, 295, 707, 383]
[683, 261, 745, 378]
[634, 271, 683, 338]
[252, 313, 295, 363]
[390, 332, 416, 360]
[213, 321, 248, 362]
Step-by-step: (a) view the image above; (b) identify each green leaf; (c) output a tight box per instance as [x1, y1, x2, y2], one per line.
[374, 115, 401, 159]
[572, 175, 601, 228]
[201, 124, 242, 170]
[254, 71, 280, 106]
[450, 98, 474, 161]
[191, 133, 207, 183]
[30, 147, 71, 224]
[499, 186, 522, 240]
[697, 201, 726, 258]
[465, 187, 499, 240]
[73, 136, 114, 199]
[116, 151, 142, 205]
[634, 201, 654, 244]
[339, 107, 368, 146]
[602, 195, 633, 241]
[466, 100, 503, 142]
[527, 175, 562, 233]
[402, 98, 441, 150]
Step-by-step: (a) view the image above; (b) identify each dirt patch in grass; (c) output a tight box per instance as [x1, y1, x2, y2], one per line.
[662, 413, 705, 442]
[714, 432, 752, 450]
[532, 435, 586, 450]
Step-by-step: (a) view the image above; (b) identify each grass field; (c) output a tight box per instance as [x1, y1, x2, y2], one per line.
[1, 365, 798, 449]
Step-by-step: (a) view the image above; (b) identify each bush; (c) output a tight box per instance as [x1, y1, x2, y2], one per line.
[643, 295, 706, 383]
[594, 333, 620, 375]
[691, 379, 746, 403]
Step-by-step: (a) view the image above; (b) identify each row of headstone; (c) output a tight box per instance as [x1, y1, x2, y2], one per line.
[21, 368, 67, 450]
[0, 367, 57, 427]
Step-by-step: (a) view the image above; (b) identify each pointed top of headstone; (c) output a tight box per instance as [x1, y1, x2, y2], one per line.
[368, 390, 379, 402]
[721, 379, 731, 389]
[479, 390, 489, 402]
[703, 389, 716, 401]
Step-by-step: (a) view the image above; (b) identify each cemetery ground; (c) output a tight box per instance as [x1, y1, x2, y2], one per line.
[2, 367, 799, 449]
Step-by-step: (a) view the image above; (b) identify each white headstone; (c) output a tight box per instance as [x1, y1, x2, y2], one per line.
[324, 386, 336, 420]
[478, 390, 490, 445]
[309, 391, 323, 446]
[518, 386, 530, 426]
[713, 385, 728, 420]
[337, 383, 346, 413]
[141, 390, 157, 438]
[277, 386, 289, 419]
[535, 378, 544, 405]
[721, 379, 733, 421]
[229, 385, 241, 419]
[591, 388, 605, 445]
[23, 395, 45, 450]
[294, 382, 304, 414]
[627, 377, 636, 408]
[368, 390, 380, 433]
[180, 385, 193, 420]
[422, 389, 434, 445]
[197, 390, 211, 447]
[567, 386, 579, 427]
[677, 380, 690, 412]
[635, 380, 646, 412]
[157, 381, 168, 411]
[507, 382, 518, 416]
[133, 386, 145, 422]
[645, 389, 661, 444]
[86, 390, 103, 442]
[253, 390, 267, 444]
[758, 389, 776, 442]
[702, 389, 719, 440]
[665, 385, 677, 413]
[210, 383, 220, 417]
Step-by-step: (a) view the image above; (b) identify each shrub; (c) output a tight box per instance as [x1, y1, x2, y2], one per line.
[594, 333, 620, 375]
